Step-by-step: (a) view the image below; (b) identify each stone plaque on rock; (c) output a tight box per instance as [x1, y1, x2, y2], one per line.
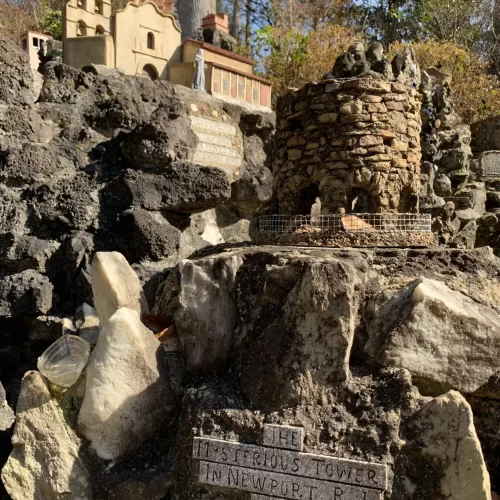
[193, 424, 387, 499]
[189, 114, 243, 179]
[263, 424, 304, 451]
[481, 151, 500, 178]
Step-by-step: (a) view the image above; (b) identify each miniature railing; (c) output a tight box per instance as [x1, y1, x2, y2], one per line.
[257, 213, 432, 234]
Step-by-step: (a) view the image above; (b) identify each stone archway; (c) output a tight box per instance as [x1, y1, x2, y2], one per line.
[142, 64, 158, 80]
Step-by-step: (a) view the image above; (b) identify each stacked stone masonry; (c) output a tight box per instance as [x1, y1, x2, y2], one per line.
[273, 78, 422, 215]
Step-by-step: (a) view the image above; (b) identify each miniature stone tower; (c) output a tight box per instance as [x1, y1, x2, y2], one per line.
[272, 43, 423, 216]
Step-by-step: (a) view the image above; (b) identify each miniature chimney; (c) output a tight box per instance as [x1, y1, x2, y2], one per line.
[201, 13, 229, 34]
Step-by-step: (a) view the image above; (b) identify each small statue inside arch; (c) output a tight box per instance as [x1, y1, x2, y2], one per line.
[192, 49, 206, 91]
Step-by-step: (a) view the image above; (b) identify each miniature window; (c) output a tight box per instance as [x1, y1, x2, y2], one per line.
[32, 37, 39, 47]
[147, 32, 155, 50]
[96, 25, 105, 35]
[77, 0, 86, 8]
[297, 184, 321, 215]
[350, 189, 373, 213]
[253, 87, 259, 101]
[95, 0, 103, 14]
[77, 20, 87, 36]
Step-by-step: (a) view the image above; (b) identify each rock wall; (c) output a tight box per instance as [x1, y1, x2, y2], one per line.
[273, 78, 422, 215]
[159, 245, 500, 499]
[0, 36, 274, 481]
[419, 68, 486, 249]
[472, 116, 500, 154]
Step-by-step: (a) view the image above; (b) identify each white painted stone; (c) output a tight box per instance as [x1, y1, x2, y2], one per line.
[2, 371, 92, 500]
[78, 307, 174, 459]
[366, 277, 500, 396]
[412, 391, 491, 500]
[91, 252, 149, 325]
[174, 255, 243, 372]
[199, 209, 224, 245]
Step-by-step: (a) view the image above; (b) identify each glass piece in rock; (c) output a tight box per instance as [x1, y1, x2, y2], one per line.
[37, 335, 90, 388]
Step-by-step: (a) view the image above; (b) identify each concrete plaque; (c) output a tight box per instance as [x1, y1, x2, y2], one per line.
[189, 114, 243, 178]
[199, 462, 382, 500]
[263, 424, 304, 451]
[190, 115, 237, 136]
[193, 437, 386, 489]
[192, 150, 242, 168]
[481, 151, 500, 178]
[196, 132, 234, 148]
[193, 426, 388, 499]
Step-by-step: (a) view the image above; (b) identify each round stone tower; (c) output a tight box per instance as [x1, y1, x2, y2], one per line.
[272, 77, 422, 215]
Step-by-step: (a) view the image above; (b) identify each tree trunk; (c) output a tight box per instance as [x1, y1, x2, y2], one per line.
[177, 0, 216, 41]
[230, 0, 241, 40]
[245, 0, 251, 47]
[493, 0, 500, 74]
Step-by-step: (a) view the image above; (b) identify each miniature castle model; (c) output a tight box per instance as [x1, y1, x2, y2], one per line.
[19, 31, 53, 70]
[272, 43, 422, 215]
[62, 1, 272, 108]
[257, 43, 433, 248]
[63, 0, 181, 80]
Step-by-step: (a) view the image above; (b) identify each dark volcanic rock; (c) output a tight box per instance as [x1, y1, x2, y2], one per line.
[122, 101, 198, 167]
[121, 163, 232, 214]
[48, 231, 94, 311]
[114, 209, 182, 262]
[25, 175, 100, 238]
[0, 38, 33, 107]
[0, 235, 59, 274]
[0, 141, 75, 186]
[0, 270, 52, 318]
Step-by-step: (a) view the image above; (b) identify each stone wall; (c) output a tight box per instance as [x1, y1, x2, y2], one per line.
[273, 78, 422, 214]
[471, 116, 500, 154]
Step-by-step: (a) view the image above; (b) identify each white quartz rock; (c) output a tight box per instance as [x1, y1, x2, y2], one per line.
[366, 277, 500, 396]
[173, 254, 243, 372]
[411, 391, 491, 500]
[91, 251, 149, 325]
[78, 307, 174, 460]
[75, 302, 100, 346]
[2, 371, 92, 500]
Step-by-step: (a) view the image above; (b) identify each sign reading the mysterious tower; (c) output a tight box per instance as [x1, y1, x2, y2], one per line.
[193, 424, 387, 500]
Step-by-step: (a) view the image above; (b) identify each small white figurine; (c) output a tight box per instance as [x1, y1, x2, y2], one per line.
[192, 49, 206, 91]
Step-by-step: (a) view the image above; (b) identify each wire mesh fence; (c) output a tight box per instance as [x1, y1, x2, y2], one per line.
[257, 213, 432, 234]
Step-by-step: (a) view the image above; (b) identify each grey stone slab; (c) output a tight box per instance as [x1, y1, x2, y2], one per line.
[325, 83, 342, 93]
[481, 151, 500, 177]
[199, 461, 382, 500]
[193, 437, 387, 490]
[263, 424, 304, 451]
